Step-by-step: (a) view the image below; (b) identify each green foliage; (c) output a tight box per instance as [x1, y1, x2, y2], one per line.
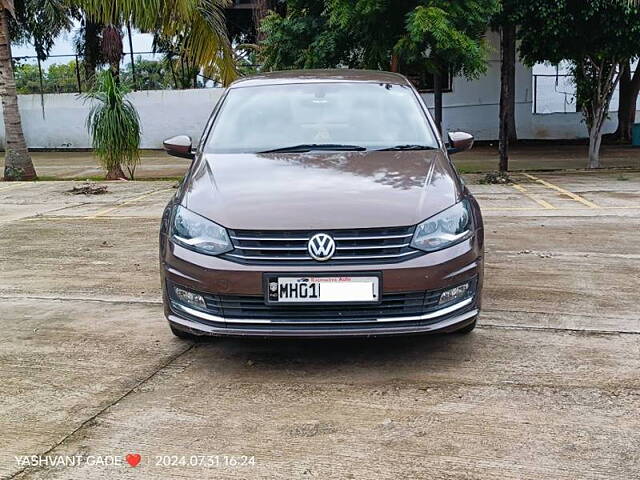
[10, 0, 76, 61]
[13, 56, 207, 94]
[516, 0, 640, 167]
[14, 61, 86, 94]
[85, 71, 141, 179]
[516, 0, 640, 67]
[399, 0, 498, 79]
[3, 166, 25, 181]
[76, 0, 237, 85]
[259, 0, 351, 70]
[490, 0, 520, 29]
[121, 57, 176, 90]
[258, 0, 498, 78]
[152, 34, 207, 88]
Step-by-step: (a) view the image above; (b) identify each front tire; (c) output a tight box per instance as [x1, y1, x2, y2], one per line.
[169, 323, 200, 340]
[454, 318, 477, 334]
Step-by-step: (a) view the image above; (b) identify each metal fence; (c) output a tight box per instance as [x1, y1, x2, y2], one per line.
[11, 51, 225, 95]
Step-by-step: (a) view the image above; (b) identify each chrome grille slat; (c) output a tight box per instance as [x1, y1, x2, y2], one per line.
[235, 243, 410, 251]
[224, 226, 421, 265]
[230, 233, 413, 241]
[237, 246, 308, 251]
[230, 236, 310, 241]
[226, 251, 417, 261]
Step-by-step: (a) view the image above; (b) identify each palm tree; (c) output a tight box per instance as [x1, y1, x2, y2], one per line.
[1, 1, 35, 180]
[2, 0, 74, 181]
[86, 70, 141, 179]
[2, 0, 235, 181]
[76, 0, 236, 178]
[76, 0, 237, 86]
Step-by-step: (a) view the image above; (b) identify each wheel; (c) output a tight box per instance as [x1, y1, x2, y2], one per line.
[454, 318, 477, 334]
[169, 323, 200, 340]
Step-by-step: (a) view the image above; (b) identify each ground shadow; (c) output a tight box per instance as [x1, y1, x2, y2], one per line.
[185, 331, 480, 380]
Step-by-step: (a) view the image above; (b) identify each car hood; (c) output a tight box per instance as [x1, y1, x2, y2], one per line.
[181, 150, 462, 230]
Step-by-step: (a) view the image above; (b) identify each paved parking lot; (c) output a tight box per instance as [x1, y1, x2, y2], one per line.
[1, 170, 639, 479]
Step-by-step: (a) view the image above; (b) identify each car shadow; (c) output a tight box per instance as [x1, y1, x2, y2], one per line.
[187, 332, 480, 379]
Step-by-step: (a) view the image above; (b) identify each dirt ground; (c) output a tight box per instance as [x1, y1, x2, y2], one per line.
[1, 169, 639, 479]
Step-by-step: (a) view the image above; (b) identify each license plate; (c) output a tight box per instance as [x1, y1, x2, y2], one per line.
[265, 275, 380, 304]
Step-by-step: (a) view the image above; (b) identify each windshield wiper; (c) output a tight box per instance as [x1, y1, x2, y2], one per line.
[259, 143, 367, 153]
[376, 144, 437, 151]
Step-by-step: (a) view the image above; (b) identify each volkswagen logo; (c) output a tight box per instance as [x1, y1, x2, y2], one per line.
[307, 233, 336, 261]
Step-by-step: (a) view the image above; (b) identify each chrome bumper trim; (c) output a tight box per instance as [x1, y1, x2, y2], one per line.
[168, 308, 479, 337]
[171, 296, 473, 325]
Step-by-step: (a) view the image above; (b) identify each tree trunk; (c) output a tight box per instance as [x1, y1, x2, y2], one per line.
[614, 61, 640, 142]
[506, 31, 517, 142]
[110, 59, 120, 80]
[390, 54, 398, 73]
[0, 8, 36, 181]
[433, 70, 443, 137]
[105, 164, 126, 180]
[588, 122, 604, 169]
[499, 23, 516, 172]
[83, 18, 102, 85]
[576, 59, 620, 169]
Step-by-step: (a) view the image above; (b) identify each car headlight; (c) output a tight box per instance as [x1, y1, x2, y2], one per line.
[411, 199, 473, 252]
[171, 205, 233, 255]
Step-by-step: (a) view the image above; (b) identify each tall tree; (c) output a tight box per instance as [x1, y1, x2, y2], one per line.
[0, 1, 33, 180]
[76, 0, 237, 87]
[397, 1, 498, 135]
[2, 0, 73, 180]
[76, 0, 237, 178]
[518, 0, 640, 168]
[259, 0, 497, 136]
[74, 16, 104, 84]
[492, 1, 519, 172]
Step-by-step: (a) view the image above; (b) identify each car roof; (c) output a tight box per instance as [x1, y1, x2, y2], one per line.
[228, 69, 413, 89]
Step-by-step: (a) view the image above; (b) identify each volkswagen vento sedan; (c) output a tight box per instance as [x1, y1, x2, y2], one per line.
[160, 69, 483, 338]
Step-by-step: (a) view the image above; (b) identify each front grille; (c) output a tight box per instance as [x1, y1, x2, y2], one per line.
[208, 291, 441, 321]
[168, 277, 477, 326]
[222, 226, 422, 265]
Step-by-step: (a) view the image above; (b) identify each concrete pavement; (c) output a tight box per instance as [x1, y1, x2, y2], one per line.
[1, 170, 639, 479]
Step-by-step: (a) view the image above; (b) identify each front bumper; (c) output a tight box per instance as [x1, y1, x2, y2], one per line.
[161, 229, 484, 338]
[167, 305, 478, 338]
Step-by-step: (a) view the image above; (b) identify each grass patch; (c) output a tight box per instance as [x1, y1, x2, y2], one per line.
[29, 175, 184, 182]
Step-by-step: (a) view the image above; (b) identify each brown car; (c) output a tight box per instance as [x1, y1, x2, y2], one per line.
[160, 69, 483, 338]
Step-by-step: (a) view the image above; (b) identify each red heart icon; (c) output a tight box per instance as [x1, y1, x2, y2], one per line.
[125, 454, 141, 467]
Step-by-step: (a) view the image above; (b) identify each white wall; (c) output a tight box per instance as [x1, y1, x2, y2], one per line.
[0, 88, 224, 149]
[421, 31, 629, 140]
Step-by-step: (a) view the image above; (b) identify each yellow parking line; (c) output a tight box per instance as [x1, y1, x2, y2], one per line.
[510, 183, 556, 209]
[482, 204, 640, 212]
[483, 207, 543, 211]
[88, 188, 173, 219]
[522, 173, 600, 209]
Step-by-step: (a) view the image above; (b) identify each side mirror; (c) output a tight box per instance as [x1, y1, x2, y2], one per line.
[447, 131, 474, 155]
[163, 135, 194, 160]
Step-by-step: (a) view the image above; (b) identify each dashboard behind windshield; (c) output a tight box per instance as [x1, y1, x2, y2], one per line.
[204, 82, 439, 154]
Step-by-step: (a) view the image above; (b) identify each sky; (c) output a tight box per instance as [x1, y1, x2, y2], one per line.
[11, 24, 156, 67]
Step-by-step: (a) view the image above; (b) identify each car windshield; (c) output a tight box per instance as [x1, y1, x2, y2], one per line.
[204, 82, 438, 153]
